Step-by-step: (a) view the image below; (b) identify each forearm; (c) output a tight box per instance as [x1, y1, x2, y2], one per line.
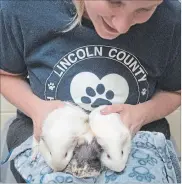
[139, 90, 181, 125]
[0, 74, 43, 118]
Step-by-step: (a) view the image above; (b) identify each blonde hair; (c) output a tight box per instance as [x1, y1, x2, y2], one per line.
[63, 0, 85, 32]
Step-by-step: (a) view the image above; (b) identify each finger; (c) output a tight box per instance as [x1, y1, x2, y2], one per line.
[100, 104, 124, 114]
[131, 129, 136, 138]
[32, 136, 39, 160]
[53, 101, 64, 109]
[130, 127, 138, 138]
[33, 133, 40, 142]
[123, 121, 131, 130]
[58, 101, 65, 108]
[33, 126, 41, 142]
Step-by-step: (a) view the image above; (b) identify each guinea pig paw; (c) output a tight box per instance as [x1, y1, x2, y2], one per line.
[31, 145, 39, 160]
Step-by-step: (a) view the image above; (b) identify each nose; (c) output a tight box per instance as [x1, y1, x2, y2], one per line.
[112, 15, 132, 34]
[52, 161, 67, 171]
[89, 158, 102, 171]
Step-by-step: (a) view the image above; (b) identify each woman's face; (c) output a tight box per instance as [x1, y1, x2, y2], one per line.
[84, 0, 163, 39]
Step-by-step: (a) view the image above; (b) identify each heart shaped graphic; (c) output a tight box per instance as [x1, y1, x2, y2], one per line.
[70, 72, 129, 111]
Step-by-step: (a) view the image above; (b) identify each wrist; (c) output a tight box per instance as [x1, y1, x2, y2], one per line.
[137, 100, 155, 126]
[28, 95, 45, 120]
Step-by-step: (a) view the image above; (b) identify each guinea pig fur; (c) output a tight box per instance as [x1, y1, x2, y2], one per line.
[64, 136, 102, 178]
[89, 105, 131, 172]
[32, 102, 89, 172]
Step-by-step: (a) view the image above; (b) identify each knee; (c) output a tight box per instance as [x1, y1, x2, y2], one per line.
[6, 117, 33, 151]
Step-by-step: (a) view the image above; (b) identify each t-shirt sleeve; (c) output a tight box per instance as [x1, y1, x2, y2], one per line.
[0, 8, 27, 74]
[157, 21, 181, 92]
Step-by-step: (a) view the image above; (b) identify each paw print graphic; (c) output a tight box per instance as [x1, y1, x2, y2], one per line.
[48, 82, 55, 91]
[141, 88, 147, 96]
[15, 151, 31, 170]
[135, 141, 156, 150]
[132, 149, 157, 166]
[25, 175, 35, 183]
[104, 170, 120, 183]
[81, 84, 114, 108]
[129, 166, 155, 182]
[24, 149, 32, 158]
[138, 132, 151, 141]
[55, 176, 73, 183]
[40, 166, 53, 175]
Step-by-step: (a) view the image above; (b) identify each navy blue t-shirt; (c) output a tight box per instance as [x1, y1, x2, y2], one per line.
[0, 0, 181, 121]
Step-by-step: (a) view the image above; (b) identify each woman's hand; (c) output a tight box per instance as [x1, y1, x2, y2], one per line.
[100, 104, 146, 136]
[32, 100, 64, 141]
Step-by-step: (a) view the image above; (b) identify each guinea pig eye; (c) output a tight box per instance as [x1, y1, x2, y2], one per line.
[65, 152, 68, 158]
[107, 154, 111, 159]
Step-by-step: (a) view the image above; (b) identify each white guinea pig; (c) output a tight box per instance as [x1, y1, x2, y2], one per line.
[89, 105, 131, 172]
[32, 102, 89, 172]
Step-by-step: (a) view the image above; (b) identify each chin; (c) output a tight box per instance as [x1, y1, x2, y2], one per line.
[99, 33, 119, 40]
[97, 30, 119, 40]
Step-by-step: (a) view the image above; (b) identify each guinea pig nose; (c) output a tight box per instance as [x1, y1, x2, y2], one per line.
[77, 163, 82, 168]
[89, 158, 102, 170]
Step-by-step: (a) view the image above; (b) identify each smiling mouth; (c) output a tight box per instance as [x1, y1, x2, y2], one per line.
[101, 17, 118, 34]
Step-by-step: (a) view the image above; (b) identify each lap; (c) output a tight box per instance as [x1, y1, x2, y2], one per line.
[12, 132, 180, 183]
[6, 110, 33, 151]
[5, 110, 171, 183]
[141, 118, 170, 140]
[6, 110, 33, 183]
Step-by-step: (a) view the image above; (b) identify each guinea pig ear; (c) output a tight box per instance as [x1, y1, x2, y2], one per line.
[73, 145, 79, 155]
[95, 136, 104, 147]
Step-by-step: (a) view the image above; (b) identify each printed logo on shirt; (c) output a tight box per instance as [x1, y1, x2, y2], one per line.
[44, 45, 149, 111]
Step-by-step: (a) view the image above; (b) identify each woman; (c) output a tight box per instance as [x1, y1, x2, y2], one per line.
[0, 0, 181, 182]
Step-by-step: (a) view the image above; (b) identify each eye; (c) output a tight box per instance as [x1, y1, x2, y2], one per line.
[136, 8, 152, 14]
[107, 154, 111, 159]
[121, 151, 123, 155]
[107, 0, 123, 7]
[65, 152, 68, 157]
